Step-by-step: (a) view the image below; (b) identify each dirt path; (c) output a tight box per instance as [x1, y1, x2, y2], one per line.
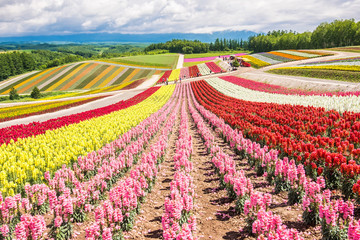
[185, 89, 322, 239]
[71, 95, 180, 239]
[188, 104, 244, 239]
[122, 97, 181, 240]
[176, 54, 184, 69]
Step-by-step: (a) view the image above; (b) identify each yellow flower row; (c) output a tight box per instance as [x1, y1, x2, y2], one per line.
[0, 97, 97, 121]
[168, 68, 181, 81]
[0, 85, 175, 196]
[242, 55, 270, 68]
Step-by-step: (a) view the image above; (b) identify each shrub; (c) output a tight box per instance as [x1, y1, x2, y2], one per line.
[30, 87, 41, 99]
[9, 87, 20, 100]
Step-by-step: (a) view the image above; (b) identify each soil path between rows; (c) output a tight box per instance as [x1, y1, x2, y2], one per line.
[120, 89, 324, 239]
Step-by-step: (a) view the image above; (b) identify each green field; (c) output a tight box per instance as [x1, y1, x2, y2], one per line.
[107, 54, 179, 69]
[183, 61, 211, 67]
[184, 51, 250, 59]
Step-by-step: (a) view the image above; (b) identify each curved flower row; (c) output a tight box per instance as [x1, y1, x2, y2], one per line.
[187, 82, 303, 239]
[180, 67, 190, 79]
[190, 80, 360, 239]
[169, 68, 181, 82]
[250, 54, 281, 65]
[0, 85, 180, 239]
[220, 75, 360, 97]
[0, 95, 106, 123]
[0, 87, 160, 145]
[205, 62, 222, 73]
[299, 56, 360, 66]
[193, 80, 360, 192]
[162, 85, 196, 240]
[197, 63, 211, 76]
[206, 77, 360, 112]
[0, 86, 174, 197]
[85, 86, 181, 239]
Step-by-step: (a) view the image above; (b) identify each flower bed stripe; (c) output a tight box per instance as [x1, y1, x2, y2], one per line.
[46, 63, 89, 92]
[111, 68, 134, 85]
[0, 96, 106, 122]
[100, 67, 127, 87]
[2, 69, 54, 94]
[122, 68, 141, 84]
[82, 65, 115, 89]
[206, 77, 360, 112]
[220, 75, 360, 97]
[0, 85, 174, 196]
[268, 51, 307, 60]
[59, 63, 99, 91]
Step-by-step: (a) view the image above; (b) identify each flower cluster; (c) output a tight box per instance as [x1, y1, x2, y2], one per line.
[85, 84, 181, 240]
[162, 86, 196, 240]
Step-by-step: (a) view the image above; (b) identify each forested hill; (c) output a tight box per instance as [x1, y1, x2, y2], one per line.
[0, 51, 82, 81]
[247, 19, 360, 52]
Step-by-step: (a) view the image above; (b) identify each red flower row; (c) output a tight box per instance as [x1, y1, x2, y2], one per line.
[157, 70, 172, 84]
[190, 80, 360, 182]
[205, 62, 222, 73]
[0, 87, 160, 145]
[188, 65, 200, 78]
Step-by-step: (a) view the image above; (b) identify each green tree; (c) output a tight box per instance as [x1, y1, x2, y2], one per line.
[30, 87, 41, 99]
[232, 60, 240, 67]
[9, 87, 19, 100]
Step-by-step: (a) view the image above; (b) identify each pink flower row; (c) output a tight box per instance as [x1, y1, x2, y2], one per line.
[85, 86, 182, 239]
[190, 81, 360, 239]
[0, 87, 181, 239]
[220, 76, 360, 97]
[187, 83, 304, 239]
[162, 85, 197, 240]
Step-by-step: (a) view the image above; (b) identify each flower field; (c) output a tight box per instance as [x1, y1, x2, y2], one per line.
[219, 75, 360, 97]
[239, 49, 327, 68]
[0, 63, 157, 95]
[269, 57, 360, 82]
[0, 95, 107, 122]
[2, 65, 360, 239]
[156, 61, 223, 84]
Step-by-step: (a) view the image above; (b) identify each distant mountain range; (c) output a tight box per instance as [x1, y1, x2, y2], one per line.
[0, 31, 257, 43]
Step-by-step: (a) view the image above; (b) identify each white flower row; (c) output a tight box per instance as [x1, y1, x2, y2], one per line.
[197, 63, 211, 75]
[206, 77, 360, 113]
[251, 54, 281, 65]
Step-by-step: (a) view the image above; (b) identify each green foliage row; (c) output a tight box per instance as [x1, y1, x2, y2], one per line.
[145, 39, 209, 54]
[268, 68, 360, 83]
[248, 19, 360, 52]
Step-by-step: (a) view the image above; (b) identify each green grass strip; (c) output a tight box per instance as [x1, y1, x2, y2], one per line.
[111, 68, 134, 86]
[74, 65, 109, 90]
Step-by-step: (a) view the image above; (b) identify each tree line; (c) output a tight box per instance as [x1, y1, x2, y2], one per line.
[247, 19, 360, 52]
[0, 50, 83, 81]
[145, 39, 209, 54]
[144, 19, 360, 54]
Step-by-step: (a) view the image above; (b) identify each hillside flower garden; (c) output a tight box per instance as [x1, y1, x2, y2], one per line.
[1, 68, 360, 239]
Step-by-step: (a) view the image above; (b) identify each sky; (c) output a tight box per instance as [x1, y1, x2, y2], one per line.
[0, 0, 359, 37]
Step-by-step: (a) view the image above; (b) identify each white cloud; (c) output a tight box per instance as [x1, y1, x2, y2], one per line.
[0, 0, 359, 36]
